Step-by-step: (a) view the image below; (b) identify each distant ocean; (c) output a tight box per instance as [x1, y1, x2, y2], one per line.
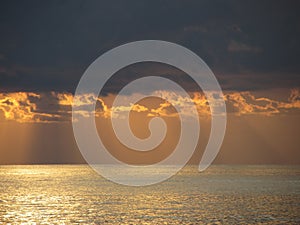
[0, 165, 299, 224]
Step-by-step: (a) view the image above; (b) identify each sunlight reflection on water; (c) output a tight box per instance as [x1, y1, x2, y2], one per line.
[0, 165, 299, 224]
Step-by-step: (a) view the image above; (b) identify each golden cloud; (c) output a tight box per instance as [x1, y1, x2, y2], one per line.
[225, 89, 300, 116]
[0, 92, 59, 123]
[0, 89, 299, 123]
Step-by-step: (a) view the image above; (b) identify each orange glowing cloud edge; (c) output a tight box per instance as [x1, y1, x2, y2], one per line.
[0, 89, 299, 123]
[0, 92, 60, 123]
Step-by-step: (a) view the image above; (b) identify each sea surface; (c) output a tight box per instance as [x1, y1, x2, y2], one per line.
[0, 165, 299, 224]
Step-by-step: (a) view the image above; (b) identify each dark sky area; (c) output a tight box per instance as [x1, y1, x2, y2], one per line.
[0, 0, 299, 93]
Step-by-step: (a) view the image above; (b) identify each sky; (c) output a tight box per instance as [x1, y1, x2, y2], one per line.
[0, 0, 299, 164]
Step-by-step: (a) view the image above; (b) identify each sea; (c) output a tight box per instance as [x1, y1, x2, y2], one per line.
[0, 165, 299, 224]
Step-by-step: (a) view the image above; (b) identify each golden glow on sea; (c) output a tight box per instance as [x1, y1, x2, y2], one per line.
[0, 165, 299, 224]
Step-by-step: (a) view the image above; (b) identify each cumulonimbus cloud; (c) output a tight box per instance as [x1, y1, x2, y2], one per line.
[0, 89, 299, 123]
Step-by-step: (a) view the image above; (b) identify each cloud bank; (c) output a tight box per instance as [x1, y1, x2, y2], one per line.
[0, 89, 299, 123]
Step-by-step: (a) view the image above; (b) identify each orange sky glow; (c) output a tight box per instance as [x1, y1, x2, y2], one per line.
[0, 88, 299, 165]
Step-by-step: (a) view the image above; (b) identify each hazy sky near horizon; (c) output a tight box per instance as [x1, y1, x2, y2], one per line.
[0, 1, 299, 164]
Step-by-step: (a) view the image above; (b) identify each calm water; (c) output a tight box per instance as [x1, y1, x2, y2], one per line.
[0, 165, 299, 224]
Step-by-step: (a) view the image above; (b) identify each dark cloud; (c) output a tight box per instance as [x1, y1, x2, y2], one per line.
[227, 40, 262, 53]
[0, 0, 299, 93]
